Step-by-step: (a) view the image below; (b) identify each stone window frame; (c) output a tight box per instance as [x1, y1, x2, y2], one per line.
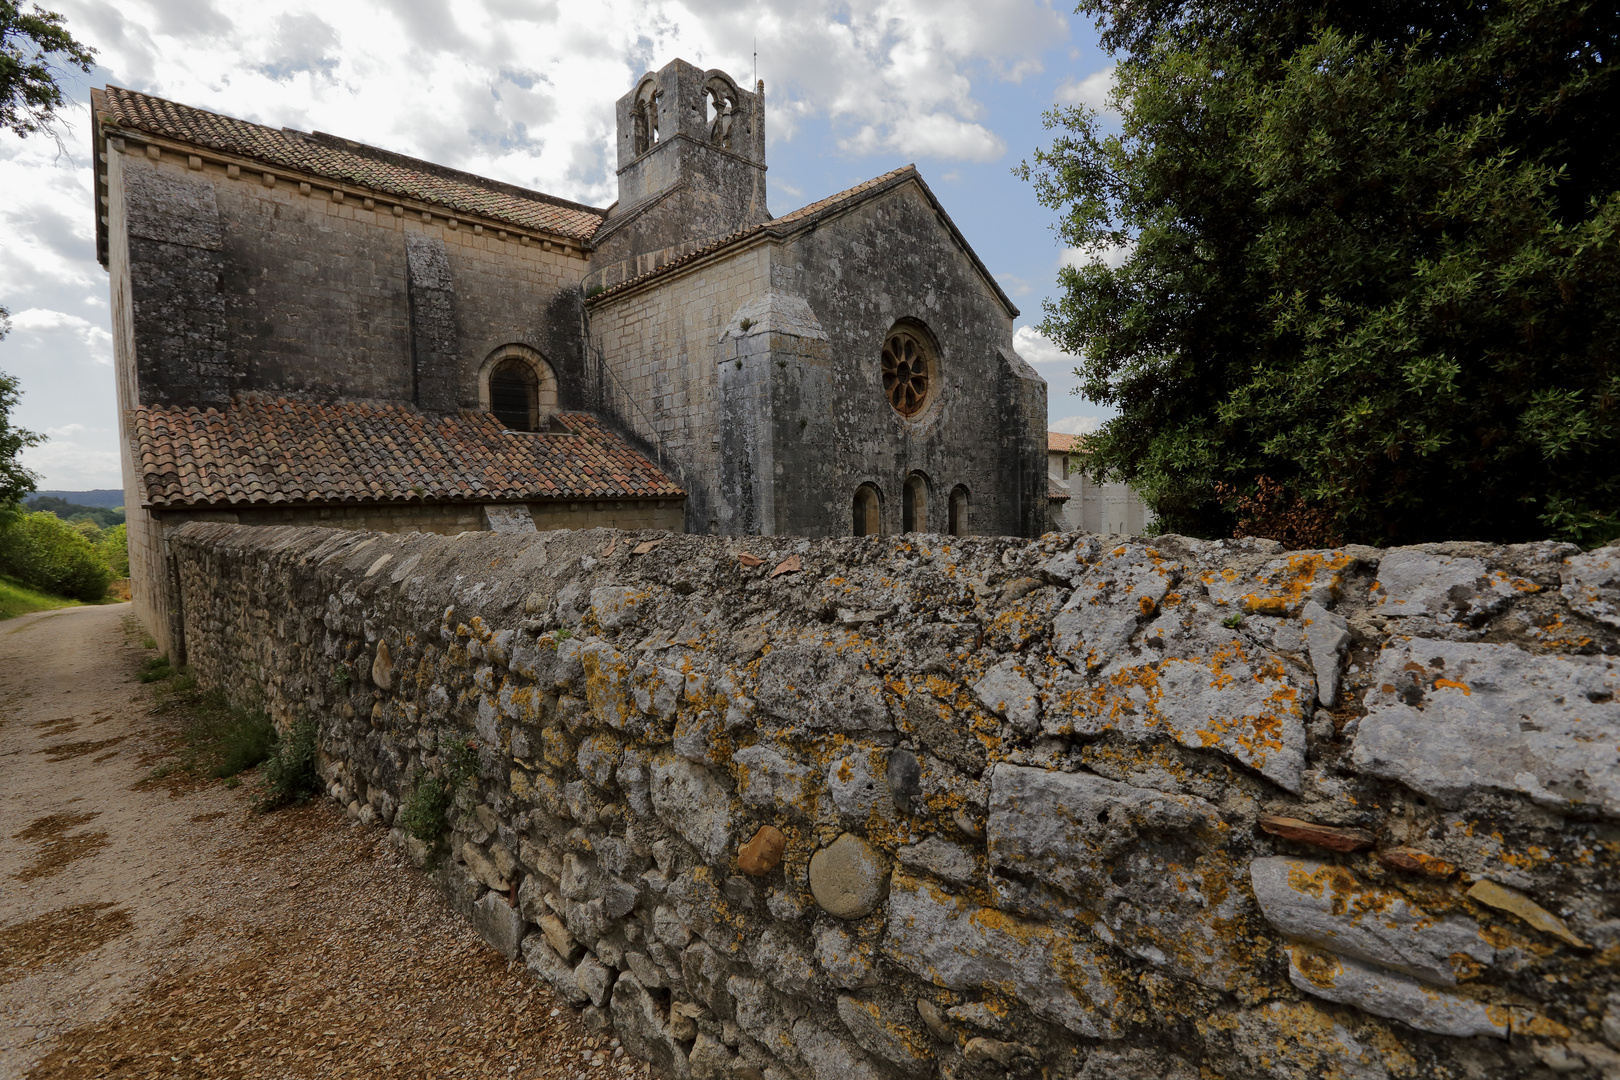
[853, 483, 883, 536]
[902, 471, 931, 533]
[478, 344, 558, 432]
[881, 319, 941, 420]
[948, 484, 970, 536]
[632, 77, 661, 157]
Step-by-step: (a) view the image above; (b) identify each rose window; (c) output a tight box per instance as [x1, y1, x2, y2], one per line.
[882, 328, 934, 417]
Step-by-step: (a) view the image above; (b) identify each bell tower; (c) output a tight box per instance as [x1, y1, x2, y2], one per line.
[592, 59, 768, 272]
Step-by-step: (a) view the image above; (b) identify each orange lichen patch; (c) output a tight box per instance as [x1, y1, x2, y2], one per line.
[1512, 1012, 1573, 1039]
[1282, 861, 1424, 926]
[1433, 678, 1471, 695]
[1242, 596, 1288, 617]
[1291, 944, 1343, 989]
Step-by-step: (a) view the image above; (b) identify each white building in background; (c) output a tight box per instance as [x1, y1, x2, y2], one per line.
[1046, 432, 1155, 536]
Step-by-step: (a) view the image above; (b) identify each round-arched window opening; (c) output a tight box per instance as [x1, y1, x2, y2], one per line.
[902, 472, 930, 533]
[881, 323, 938, 418]
[948, 485, 970, 536]
[490, 359, 540, 431]
[481, 345, 559, 432]
[853, 484, 882, 536]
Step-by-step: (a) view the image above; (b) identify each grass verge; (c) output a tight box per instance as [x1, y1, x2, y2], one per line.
[0, 574, 84, 620]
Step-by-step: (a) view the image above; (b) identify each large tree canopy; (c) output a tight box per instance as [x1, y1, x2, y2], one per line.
[0, 1, 95, 139]
[0, 308, 46, 508]
[1025, 0, 1619, 546]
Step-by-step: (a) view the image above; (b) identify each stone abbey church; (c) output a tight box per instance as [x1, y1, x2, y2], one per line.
[92, 59, 1047, 650]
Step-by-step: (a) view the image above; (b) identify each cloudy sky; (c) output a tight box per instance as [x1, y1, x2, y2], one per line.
[0, 0, 1119, 491]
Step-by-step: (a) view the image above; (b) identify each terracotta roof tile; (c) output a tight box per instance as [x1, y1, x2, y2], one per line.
[129, 397, 683, 509]
[97, 86, 606, 243]
[1048, 480, 1072, 501]
[1048, 432, 1084, 453]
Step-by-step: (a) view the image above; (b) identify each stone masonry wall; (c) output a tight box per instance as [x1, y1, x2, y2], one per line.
[167, 522, 1620, 1080]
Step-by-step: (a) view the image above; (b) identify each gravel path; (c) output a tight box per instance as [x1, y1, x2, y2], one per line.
[0, 604, 631, 1079]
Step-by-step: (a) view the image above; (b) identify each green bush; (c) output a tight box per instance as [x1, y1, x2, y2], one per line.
[0, 510, 113, 601]
[256, 719, 320, 811]
[99, 523, 129, 579]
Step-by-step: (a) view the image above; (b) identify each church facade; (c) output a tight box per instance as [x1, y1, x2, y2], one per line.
[93, 59, 1047, 654]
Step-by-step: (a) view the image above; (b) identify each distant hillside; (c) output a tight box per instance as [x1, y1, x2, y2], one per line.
[31, 489, 124, 508]
[25, 496, 125, 529]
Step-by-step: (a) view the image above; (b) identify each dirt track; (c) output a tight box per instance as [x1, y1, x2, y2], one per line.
[0, 604, 628, 1079]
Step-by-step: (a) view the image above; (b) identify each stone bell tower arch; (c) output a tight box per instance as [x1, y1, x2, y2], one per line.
[591, 59, 768, 277]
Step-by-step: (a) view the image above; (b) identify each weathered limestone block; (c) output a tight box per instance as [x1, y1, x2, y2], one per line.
[1370, 549, 1533, 626]
[470, 890, 526, 959]
[986, 765, 1251, 990]
[792, 1016, 889, 1080]
[835, 994, 933, 1077]
[610, 973, 690, 1078]
[1287, 945, 1508, 1039]
[755, 643, 892, 733]
[1299, 600, 1350, 707]
[895, 836, 977, 887]
[1052, 543, 1179, 670]
[971, 658, 1041, 733]
[827, 750, 896, 827]
[1198, 549, 1352, 616]
[884, 874, 1125, 1039]
[592, 585, 651, 630]
[651, 753, 736, 864]
[1563, 545, 1620, 628]
[1351, 638, 1620, 815]
[1249, 858, 1493, 985]
[1044, 608, 1309, 791]
[814, 922, 872, 989]
[523, 934, 589, 1005]
[733, 742, 814, 816]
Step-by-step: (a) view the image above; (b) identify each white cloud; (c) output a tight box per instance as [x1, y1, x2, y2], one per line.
[6, 308, 114, 364]
[1013, 325, 1079, 368]
[1050, 414, 1102, 435]
[1061, 239, 1133, 270]
[1054, 63, 1115, 113]
[19, 435, 122, 491]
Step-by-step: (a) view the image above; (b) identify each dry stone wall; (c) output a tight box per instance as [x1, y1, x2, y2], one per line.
[167, 522, 1620, 1080]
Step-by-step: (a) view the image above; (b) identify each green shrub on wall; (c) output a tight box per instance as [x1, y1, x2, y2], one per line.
[0, 510, 114, 601]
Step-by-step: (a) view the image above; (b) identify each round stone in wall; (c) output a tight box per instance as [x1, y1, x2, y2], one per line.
[809, 833, 891, 919]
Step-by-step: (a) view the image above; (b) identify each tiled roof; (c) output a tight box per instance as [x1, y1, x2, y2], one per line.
[95, 86, 606, 242]
[1048, 480, 1072, 502]
[1048, 432, 1081, 453]
[586, 166, 1018, 317]
[129, 397, 683, 509]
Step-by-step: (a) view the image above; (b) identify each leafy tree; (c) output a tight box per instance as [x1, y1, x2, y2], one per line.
[0, 307, 46, 509]
[0, 1, 96, 139]
[1024, 0, 1620, 546]
[0, 510, 112, 600]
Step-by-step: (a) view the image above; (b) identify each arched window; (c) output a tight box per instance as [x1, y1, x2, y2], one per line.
[633, 79, 660, 155]
[948, 485, 970, 536]
[853, 484, 882, 536]
[902, 472, 929, 533]
[480, 345, 558, 432]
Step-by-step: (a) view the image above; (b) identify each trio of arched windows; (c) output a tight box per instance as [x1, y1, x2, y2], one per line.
[854, 476, 970, 537]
